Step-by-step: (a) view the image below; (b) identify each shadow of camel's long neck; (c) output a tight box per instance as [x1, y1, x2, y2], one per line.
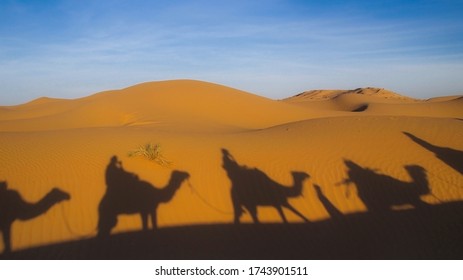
[17, 191, 58, 221]
[284, 175, 305, 198]
[158, 174, 185, 203]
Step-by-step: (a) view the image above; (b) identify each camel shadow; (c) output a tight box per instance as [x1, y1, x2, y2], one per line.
[2, 156, 463, 259]
[221, 148, 310, 224]
[338, 159, 431, 212]
[0, 181, 70, 255]
[97, 156, 190, 238]
[403, 131, 463, 175]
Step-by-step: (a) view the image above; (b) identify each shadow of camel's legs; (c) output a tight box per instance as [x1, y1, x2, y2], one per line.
[1, 225, 11, 254]
[150, 209, 158, 231]
[233, 212, 240, 224]
[141, 213, 148, 231]
[97, 213, 117, 238]
[231, 191, 242, 224]
[247, 205, 259, 224]
[284, 203, 309, 222]
[276, 205, 288, 223]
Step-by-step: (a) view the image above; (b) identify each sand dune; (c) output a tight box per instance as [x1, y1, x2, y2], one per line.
[426, 95, 463, 102]
[1, 80, 462, 258]
[0, 80, 315, 132]
[286, 87, 416, 101]
[284, 87, 463, 118]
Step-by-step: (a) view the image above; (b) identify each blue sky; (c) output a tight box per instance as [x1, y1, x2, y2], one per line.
[1, 0, 463, 104]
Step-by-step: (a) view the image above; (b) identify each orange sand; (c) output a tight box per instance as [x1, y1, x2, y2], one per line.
[1, 79, 462, 253]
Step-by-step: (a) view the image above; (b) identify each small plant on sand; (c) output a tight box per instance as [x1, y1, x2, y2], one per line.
[128, 143, 172, 167]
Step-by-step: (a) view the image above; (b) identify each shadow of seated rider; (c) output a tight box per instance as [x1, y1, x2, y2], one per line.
[105, 156, 139, 193]
[340, 160, 430, 212]
[98, 156, 190, 237]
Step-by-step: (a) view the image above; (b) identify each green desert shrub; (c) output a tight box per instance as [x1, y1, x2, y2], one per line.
[128, 143, 172, 167]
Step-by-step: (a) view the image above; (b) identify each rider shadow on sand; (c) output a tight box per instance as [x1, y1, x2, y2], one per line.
[313, 184, 344, 220]
[338, 159, 431, 213]
[221, 148, 310, 224]
[97, 156, 189, 238]
[403, 131, 463, 175]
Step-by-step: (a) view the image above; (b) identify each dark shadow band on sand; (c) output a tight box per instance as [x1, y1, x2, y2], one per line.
[3, 201, 463, 260]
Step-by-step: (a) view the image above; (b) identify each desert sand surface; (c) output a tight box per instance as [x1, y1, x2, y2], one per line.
[1, 79, 462, 259]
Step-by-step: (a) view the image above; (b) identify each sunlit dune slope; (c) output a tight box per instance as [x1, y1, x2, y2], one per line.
[0, 80, 462, 256]
[1, 117, 462, 253]
[0, 80, 315, 132]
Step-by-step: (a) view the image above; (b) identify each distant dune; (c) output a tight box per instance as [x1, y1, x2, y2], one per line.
[284, 87, 463, 118]
[1, 80, 462, 258]
[285, 87, 416, 101]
